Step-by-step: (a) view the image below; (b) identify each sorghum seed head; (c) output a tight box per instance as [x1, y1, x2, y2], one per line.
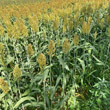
[37, 53, 46, 71]
[47, 40, 55, 57]
[73, 34, 79, 46]
[27, 44, 34, 56]
[13, 65, 22, 80]
[0, 43, 4, 54]
[62, 38, 70, 54]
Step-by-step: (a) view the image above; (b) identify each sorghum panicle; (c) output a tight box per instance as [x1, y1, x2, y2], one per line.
[13, 65, 22, 80]
[0, 78, 9, 94]
[62, 38, 70, 54]
[37, 53, 46, 71]
[47, 40, 55, 57]
[0, 43, 4, 54]
[94, 32, 97, 40]
[73, 34, 79, 46]
[27, 44, 34, 56]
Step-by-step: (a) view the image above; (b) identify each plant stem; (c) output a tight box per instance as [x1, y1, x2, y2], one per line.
[43, 80, 46, 110]
[50, 56, 52, 110]
[63, 54, 65, 96]
[50, 56, 52, 87]
[18, 81, 25, 110]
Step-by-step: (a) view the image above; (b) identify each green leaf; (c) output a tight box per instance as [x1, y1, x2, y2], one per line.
[43, 69, 49, 81]
[14, 96, 35, 109]
[0, 93, 5, 100]
[6, 55, 14, 65]
[55, 75, 61, 87]
[77, 58, 85, 73]
[58, 55, 69, 71]
[23, 102, 44, 108]
[96, 98, 101, 106]
[21, 90, 30, 97]
[56, 94, 69, 109]
[92, 54, 105, 66]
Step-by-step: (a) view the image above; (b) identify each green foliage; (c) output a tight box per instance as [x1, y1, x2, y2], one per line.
[0, 1, 110, 110]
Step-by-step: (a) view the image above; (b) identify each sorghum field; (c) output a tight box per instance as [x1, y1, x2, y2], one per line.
[0, 0, 110, 110]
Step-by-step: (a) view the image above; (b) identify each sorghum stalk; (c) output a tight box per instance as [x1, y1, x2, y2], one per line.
[43, 77, 46, 110]
[62, 38, 70, 95]
[63, 55, 65, 96]
[49, 56, 52, 110]
[47, 40, 56, 110]
[13, 41, 19, 63]
[37, 53, 47, 110]
[18, 81, 25, 109]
